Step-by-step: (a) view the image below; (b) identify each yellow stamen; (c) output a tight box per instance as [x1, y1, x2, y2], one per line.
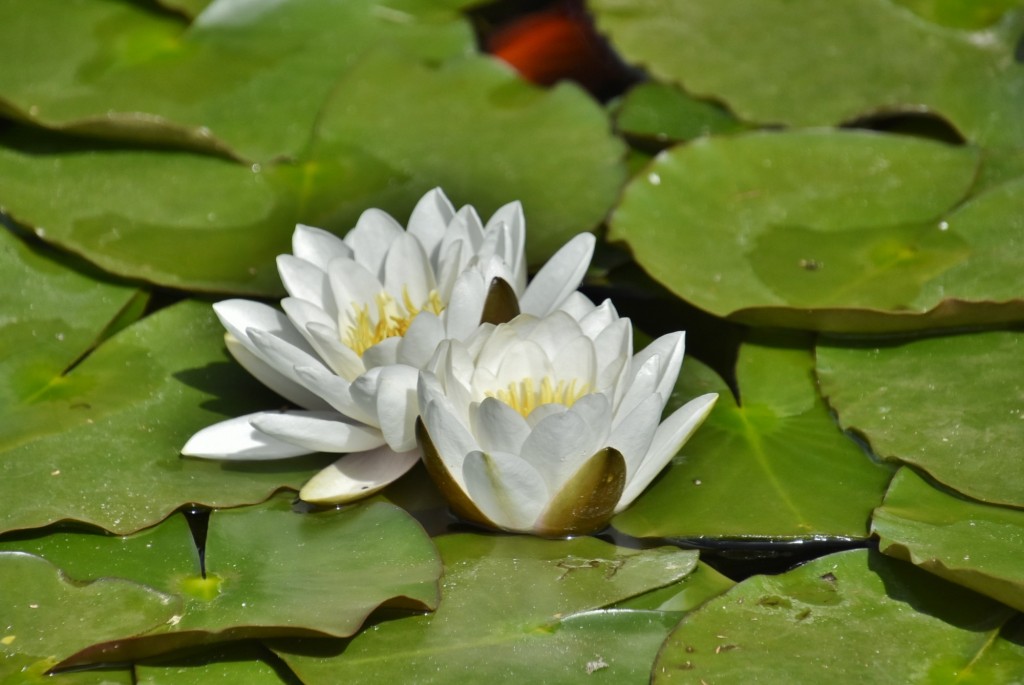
[342, 287, 444, 356]
[487, 377, 590, 417]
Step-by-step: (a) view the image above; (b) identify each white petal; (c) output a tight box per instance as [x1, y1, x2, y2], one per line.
[373, 364, 421, 452]
[519, 233, 596, 316]
[292, 224, 352, 270]
[327, 257, 385, 324]
[463, 450, 549, 532]
[607, 392, 662, 471]
[361, 336, 401, 370]
[494, 339, 555, 390]
[293, 365, 379, 427]
[442, 270, 487, 341]
[214, 299, 319, 362]
[420, 396, 479, 491]
[628, 332, 685, 404]
[435, 239, 466, 301]
[345, 208, 404, 277]
[181, 413, 313, 459]
[383, 232, 436, 305]
[484, 201, 526, 292]
[248, 327, 332, 389]
[300, 446, 419, 504]
[593, 319, 632, 396]
[558, 290, 598, 320]
[277, 255, 334, 313]
[525, 310, 583, 359]
[305, 322, 366, 381]
[397, 311, 445, 369]
[577, 298, 620, 338]
[551, 332, 597, 388]
[518, 409, 602, 494]
[281, 297, 344, 368]
[615, 354, 662, 423]
[250, 411, 385, 453]
[407, 187, 455, 262]
[617, 393, 718, 512]
[224, 333, 331, 410]
[470, 397, 531, 455]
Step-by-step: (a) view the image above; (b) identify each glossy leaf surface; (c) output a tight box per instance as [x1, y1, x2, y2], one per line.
[608, 130, 1024, 332]
[654, 549, 1024, 683]
[817, 329, 1024, 507]
[873, 467, 1024, 612]
[614, 336, 892, 540]
[591, 0, 1024, 147]
[274, 534, 698, 683]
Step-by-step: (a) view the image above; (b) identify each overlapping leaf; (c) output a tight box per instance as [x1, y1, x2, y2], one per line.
[591, 0, 1024, 148]
[273, 534, 698, 684]
[654, 549, 1024, 683]
[0, 498, 441, 668]
[613, 336, 892, 540]
[0, 291, 332, 534]
[0, 552, 179, 682]
[873, 467, 1024, 612]
[0, 0, 474, 161]
[608, 130, 1024, 331]
[0, 52, 626, 295]
[612, 82, 747, 147]
[817, 329, 1024, 507]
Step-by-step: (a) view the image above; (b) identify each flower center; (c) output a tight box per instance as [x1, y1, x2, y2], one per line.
[486, 377, 590, 417]
[342, 287, 444, 356]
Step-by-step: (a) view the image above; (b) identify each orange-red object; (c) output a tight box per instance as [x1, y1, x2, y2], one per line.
[486, 1, 631, 98]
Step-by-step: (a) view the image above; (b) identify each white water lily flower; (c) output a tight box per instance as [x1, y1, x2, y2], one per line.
[181, 188, 596, 504]
[416, 310, 718, 537]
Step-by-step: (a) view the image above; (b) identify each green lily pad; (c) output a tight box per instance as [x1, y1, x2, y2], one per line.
[873, 468, 1024, 613]
[286, 50, 628, 267]
[612, 82, 747, 147]
[0, 552, 180, 682]
[0, 224, 142, 359]
[0, 498, 441, 667]
[816, 329, 1024, 507]
[892, 0, 1024, 29]
[273, 534, 698, 684]
[590, 0, 1024, 148]
[0, 295, 332, 535]
[135, 643, 298, 685]
[607, 130, 1024, 332]
[614, 335, 892, 540]
[0, 126, 292, 294]
[0, 0, 473, 161]
[0, 52, 626, 295]
[613, 561, 736, 614]
[653, 549, 1024, 683]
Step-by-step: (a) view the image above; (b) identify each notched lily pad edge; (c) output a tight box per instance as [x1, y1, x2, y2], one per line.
[728, 297, 1024, 333]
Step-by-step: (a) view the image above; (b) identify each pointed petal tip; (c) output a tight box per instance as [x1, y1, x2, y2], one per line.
[298, 447, 419, 505]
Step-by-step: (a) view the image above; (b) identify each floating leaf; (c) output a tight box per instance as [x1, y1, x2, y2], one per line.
[653, 549, 1024, 683]
[590, 0, 1024, 147]
[273, 534, 698, 684]
[614, 335, 892, 540]
[817, 329, 1024, 507]
[612, 81, 747, 147]
[613, 561, 736, 614]
[135, 643, 297, 685]
[0, 296, 331, 535]
[0, 0, 473, 161]
[0, 53, 626, 294]
[0, 552, 180, 681]
[0, 498, 441, 667]
[607, 129, 1024, 332]
[873, 467, 1024, 612]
